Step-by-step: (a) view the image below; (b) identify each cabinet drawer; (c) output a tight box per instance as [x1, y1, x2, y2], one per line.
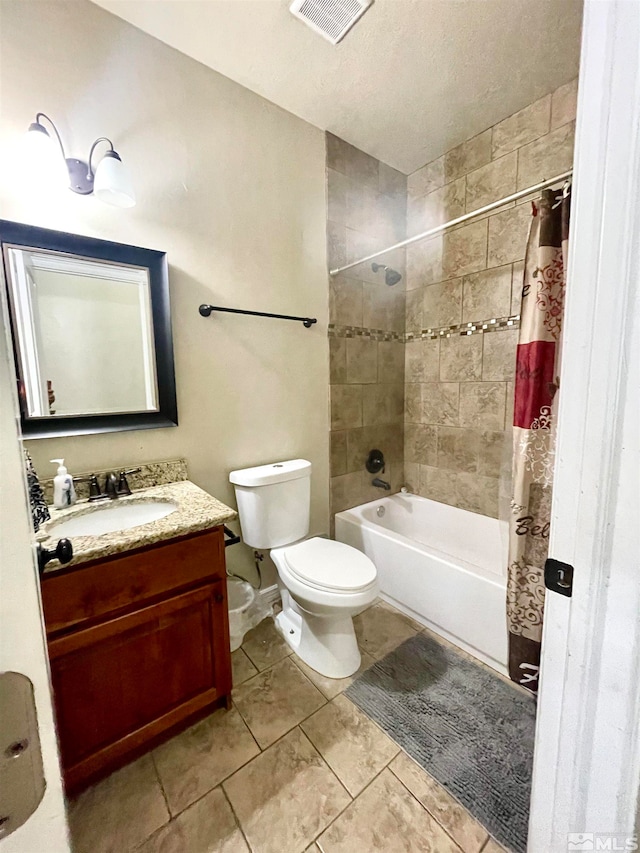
[42, 527, 225, 635]
[49, 580, 231, 790]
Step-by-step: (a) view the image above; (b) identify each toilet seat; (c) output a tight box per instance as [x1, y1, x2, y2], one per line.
[282, 537, 377, 593]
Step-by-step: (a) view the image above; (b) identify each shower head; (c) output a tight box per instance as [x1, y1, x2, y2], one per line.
[371, 263, 402, 286]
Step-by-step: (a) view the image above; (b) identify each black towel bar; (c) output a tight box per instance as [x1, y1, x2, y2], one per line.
[199, 304, 317, 328]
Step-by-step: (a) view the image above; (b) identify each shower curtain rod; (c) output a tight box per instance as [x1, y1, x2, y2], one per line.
[329, 169, 573, 276]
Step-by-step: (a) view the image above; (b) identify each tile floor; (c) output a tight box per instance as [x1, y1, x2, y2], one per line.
[68, 601, 509, 853]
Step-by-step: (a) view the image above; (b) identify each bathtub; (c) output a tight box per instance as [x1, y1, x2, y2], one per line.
[335, 492, 509, 675]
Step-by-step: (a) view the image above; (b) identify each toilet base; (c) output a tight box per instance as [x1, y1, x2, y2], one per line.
[275, 601, 361, 679]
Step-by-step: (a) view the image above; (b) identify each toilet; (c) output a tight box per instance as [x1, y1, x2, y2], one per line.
[229, 459, 378, 678]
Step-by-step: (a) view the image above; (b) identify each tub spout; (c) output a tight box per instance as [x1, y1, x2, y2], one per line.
[372, 477, 391, 491]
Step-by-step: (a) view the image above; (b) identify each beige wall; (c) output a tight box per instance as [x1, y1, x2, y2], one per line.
[404, 79, 577, 517]
[326, 134, 407, 521]
[0, 0, 329, 584]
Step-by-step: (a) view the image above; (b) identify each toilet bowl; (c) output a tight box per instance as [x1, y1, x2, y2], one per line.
[272, 537, 378, 678]
[229, 459, 378, 679]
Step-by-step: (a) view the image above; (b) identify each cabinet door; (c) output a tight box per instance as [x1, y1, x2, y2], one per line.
[49, 580, 231, 790]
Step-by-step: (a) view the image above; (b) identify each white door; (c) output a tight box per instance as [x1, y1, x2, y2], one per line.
[529, 1, 640, 850]
[0, 288, 69, 848]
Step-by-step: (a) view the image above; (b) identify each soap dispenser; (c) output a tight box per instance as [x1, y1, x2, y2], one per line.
[51, 459, 76, 509]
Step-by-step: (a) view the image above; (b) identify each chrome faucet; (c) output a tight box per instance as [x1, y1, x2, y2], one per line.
[372, 477, 391, 491]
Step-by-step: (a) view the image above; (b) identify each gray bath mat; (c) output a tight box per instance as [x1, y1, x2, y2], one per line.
[345, 632, 535, 853]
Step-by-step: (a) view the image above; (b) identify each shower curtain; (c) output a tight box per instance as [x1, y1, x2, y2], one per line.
[507, 186, 570, 692]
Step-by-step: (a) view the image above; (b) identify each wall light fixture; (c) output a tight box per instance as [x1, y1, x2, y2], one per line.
[26, 113, 136, 208]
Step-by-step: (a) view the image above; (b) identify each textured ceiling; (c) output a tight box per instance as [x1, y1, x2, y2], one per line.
[91, 0, 583, 174]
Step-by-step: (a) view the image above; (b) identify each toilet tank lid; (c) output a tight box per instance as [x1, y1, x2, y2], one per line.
[229, 459, 312, 487]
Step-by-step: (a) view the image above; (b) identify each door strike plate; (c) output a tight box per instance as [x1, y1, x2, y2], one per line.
[544, 558, 574, 597]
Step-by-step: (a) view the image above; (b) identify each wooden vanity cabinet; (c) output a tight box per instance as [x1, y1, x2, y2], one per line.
[41, 526, 232, 794]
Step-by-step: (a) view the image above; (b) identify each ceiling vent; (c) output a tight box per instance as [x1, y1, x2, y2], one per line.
[289, 0, 373, 44]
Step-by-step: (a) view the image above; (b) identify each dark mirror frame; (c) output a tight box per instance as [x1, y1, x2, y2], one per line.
[0, 220, 178, 438]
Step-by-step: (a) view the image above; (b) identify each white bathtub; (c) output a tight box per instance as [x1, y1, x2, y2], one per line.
[335, 492, 509, 675]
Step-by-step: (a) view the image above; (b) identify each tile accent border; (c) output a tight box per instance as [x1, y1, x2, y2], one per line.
[328, 324, 404, 342]
[406, 313, 521, 341]
[329, 314, 520, 344]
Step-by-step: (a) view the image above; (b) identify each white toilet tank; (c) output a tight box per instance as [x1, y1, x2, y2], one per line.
[229, 459, 311, 549]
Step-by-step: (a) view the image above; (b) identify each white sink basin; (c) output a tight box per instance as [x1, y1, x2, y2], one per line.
[49, 500, 178, 538]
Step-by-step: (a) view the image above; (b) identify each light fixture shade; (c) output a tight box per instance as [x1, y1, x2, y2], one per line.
[94, 150, 135, 208]
[24, 123, 69, 192]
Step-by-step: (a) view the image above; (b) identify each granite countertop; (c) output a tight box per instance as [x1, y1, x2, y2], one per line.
[38, 480, 237, 573]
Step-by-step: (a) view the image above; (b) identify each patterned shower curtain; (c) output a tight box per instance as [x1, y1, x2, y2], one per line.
[507, 187, 571, 692]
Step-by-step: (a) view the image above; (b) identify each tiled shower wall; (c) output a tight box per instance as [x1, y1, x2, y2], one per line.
[327, 133, 407, 518]
[404, 78, 578, 517]
[326, 78, 577, 523]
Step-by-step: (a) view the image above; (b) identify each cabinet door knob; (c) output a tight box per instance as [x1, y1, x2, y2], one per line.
[214, 593, 224, 604]
[37, 538, 73, 575]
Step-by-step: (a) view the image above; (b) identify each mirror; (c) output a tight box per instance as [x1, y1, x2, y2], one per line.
[1, 220, 178, 437]
[6, 248, 157, 418]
